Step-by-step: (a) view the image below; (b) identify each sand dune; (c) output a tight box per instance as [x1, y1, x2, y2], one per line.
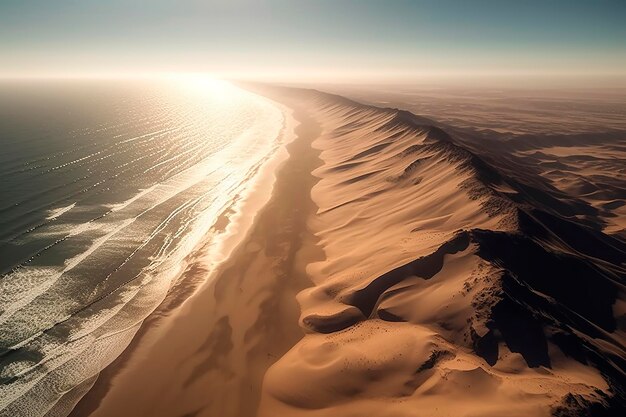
[253, 88, 626, 417]
[70, 85, 625, 417]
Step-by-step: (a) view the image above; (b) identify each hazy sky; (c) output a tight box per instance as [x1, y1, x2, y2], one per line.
[1, 0, 625, 84]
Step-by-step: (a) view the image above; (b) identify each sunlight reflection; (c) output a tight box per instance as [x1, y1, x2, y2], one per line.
[165, 73, 236, 99]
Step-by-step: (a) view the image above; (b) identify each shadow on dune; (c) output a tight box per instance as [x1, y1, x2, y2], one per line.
[302, 87, 625, 415]
[243, 84, 626, 416]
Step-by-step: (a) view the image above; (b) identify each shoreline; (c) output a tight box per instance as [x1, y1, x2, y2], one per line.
[69, 91, 322, 417]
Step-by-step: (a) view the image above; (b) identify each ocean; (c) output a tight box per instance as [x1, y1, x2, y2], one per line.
[0, 77, 286, 416]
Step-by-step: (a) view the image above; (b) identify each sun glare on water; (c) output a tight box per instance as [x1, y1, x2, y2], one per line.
[165, 73, 238, 99]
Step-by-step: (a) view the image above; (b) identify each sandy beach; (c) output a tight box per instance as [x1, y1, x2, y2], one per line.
[69, 89, 323, 417]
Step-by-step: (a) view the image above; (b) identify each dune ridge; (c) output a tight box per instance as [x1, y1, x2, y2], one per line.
[257, 88, 626, 417]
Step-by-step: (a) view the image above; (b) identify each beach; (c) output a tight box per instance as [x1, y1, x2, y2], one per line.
[69, 89, 323, 417]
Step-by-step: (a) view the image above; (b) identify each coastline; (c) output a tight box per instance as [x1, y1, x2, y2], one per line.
[65, 85, 626, 417]
[69, 91, 322, 417]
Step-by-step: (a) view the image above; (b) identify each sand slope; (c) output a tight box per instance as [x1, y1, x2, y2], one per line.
[256, 88, 626, 417]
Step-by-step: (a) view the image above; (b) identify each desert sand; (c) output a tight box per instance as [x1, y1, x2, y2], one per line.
[71, 85, 625, 417]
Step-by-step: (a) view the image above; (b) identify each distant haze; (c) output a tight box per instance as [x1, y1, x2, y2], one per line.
[1, 0, 625, 86]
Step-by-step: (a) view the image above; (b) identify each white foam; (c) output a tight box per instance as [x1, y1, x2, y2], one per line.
[45, 203, 76, 220]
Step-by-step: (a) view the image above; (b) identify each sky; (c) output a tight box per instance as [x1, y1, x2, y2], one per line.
[1, 0, 625, 85]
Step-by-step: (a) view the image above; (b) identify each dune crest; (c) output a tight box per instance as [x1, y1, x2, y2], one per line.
[258, 89, 626, 417]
